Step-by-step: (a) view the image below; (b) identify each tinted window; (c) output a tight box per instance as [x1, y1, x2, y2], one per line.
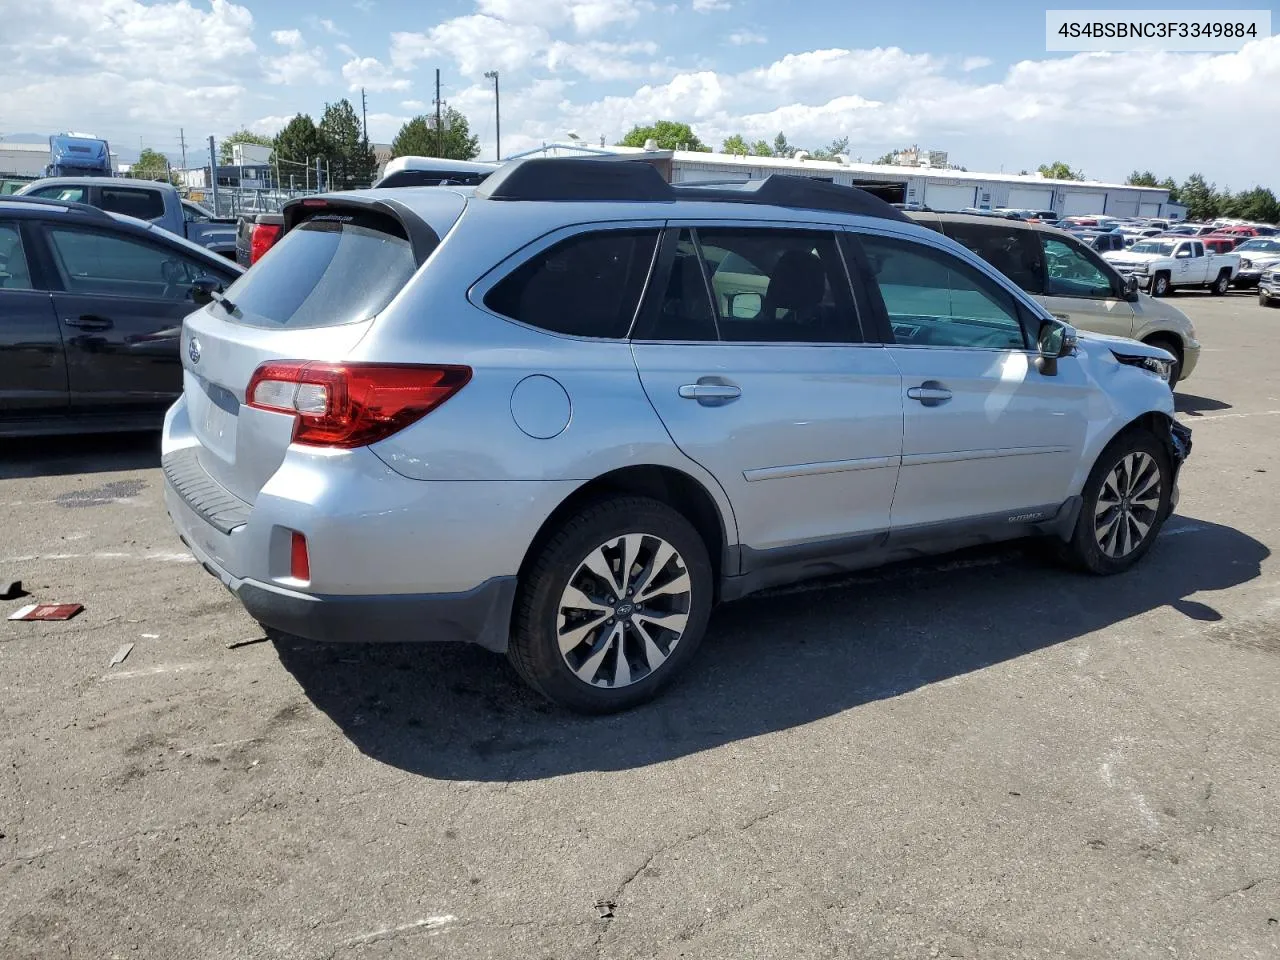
[0, 224, 34, 290]
[942, 221, 1044, 294]
[1042, 236, 1116, 299]
[856, 233, 1027, 349]
[183, 202, 211, 223]
[695, 228, 859, 343]
[100, 187, 165, 220]
[28, 185, 86, 203]
[47, 227, 205, 300]
[485, 229, 658, 338]
[645, 230, 718, 342]
[225, 215, 419, 329]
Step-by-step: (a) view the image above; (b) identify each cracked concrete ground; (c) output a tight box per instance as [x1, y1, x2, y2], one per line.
[2, 292, 1278, 959]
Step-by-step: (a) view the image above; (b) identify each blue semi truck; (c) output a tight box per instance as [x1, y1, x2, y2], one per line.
[45, 133, 113, 177]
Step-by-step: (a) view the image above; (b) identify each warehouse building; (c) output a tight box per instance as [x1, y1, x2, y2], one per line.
[506, 142, 1178, 219]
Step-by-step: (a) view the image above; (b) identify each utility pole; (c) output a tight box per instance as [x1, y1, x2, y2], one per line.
[361, 87, 368, 145]
[484, 70, 500, 161]
[435, 68, 442, 157]
[179, 127, 187, 172]
[208, 135, 219, 213]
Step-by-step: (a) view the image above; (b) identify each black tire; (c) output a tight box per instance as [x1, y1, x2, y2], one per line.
[1059, 429, 1172, 575]
[508, 496, 713, 713]
[1262, 291, 1276, 308]
[1151, 272, 1171, 297]
[1210, 270, 1231, 296]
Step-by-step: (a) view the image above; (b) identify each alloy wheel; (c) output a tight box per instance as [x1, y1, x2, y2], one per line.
[1094, 452, 1162, 559]
[555, 534, 692, 689]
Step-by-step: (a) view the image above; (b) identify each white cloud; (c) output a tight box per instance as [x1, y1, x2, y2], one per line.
[341, 56, 411, 92]
[962, 56, 993, 71]
[272, 29, 302, 48]
[401, 99, 427, 110]
[392, 16, 550, 75]
[692, 0, 731, 11]
[728, 30, 766, 45]
[319, 18, 345, 36]
[476, 0, 651, 34]
[264, 45, 330, 86]
[353, 0, 375, 11]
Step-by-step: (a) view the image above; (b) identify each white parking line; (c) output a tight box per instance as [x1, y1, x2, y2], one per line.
[1186, 409, 1280, 422]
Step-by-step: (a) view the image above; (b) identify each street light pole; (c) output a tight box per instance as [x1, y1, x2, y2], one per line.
[484, 70, 500, 161]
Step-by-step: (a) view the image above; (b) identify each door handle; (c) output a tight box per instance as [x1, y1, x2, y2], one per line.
[906, 381, 952, 407]
[64, 315, 113, 331]
[679, 379, 742, 405]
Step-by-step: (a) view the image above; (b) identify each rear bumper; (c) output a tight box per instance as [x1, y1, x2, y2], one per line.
[168, 481, 517, 651]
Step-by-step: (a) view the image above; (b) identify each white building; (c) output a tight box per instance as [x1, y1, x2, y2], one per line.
[507, 143, 1177, 219]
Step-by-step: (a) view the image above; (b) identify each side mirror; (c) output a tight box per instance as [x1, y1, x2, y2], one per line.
[1123, 274, 1139, 301]
[1036, 320, 1077, 376]
[190, 276, 222, 306]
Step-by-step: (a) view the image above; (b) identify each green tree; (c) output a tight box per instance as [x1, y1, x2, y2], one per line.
[320, 98, 377, 189]
[749, 139, 773, 157]
[809, 136, 850, 161]
[1179, 173, 1221, 221]
[1037, 161, 1084, 180]
[131, 148, 172, 182]
[1222, 186, 1280, 224]
[391, 108, 480, 160]
[619, 120, 709, 152]
[871, 151, 896, 165]
[772, 131, 794, 158]
[721, 133, 749, 155]
[220, 128, 275, 164]
[1158, 177, 1180, 203]
[1126, 170, 1159, 187]
[273, 113, 326, 187]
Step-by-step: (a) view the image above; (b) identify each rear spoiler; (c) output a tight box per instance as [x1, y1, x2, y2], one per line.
[281, 195, 441, 266]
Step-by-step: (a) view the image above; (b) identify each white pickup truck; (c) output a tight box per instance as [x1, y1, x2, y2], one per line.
[1103, 237, 1240, 297]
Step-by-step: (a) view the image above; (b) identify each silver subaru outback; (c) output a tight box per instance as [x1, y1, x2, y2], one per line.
[164, 158, 1190, 713]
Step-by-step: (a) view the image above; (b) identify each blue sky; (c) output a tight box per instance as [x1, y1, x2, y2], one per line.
[3, 1, 1278, 186]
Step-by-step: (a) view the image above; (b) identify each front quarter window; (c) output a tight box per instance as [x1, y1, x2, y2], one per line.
[1041, 236, 1116, 299]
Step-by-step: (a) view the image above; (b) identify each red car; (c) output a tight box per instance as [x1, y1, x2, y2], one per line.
[1215, 225, 1259, 237]
[1203, 235, 1240, 254]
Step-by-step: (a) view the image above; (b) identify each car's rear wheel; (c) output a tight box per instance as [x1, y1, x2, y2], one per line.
[508, 496, 713, 713]
[1060, 429, 1172, 575]
[1151, 272, 1171, 297]
[1210, 270, 1231, 295]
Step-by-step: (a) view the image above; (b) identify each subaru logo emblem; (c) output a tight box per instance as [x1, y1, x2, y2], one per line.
[188, 336, 202, 365]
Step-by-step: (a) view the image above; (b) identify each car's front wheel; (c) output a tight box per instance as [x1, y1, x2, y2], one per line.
[508, 496, 713, 713]
[1060, 429, 1172, 575]
[1262, 290, 1276, 308]
[1151, 272, 1171, 297]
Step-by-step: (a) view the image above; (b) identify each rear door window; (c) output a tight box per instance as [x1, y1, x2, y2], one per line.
[0, 223, 34, 290]
[222, 214, 419, 328]
[100, 187, 165, 220]
[485, 229, 659, 338]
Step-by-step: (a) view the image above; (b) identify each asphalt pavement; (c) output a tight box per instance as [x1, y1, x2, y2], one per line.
[2, 290, 1278, 959]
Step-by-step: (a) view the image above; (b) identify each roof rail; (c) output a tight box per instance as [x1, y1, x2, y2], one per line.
[0, 194, 113, 220]
[472, 157, 909, 222]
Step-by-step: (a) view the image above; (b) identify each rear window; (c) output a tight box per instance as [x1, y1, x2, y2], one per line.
[222, 215, 418, 328]
[484, 229, 659, 338]
[100, 187, 165, 220]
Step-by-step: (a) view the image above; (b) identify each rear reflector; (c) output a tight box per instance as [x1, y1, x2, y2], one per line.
[249, 222, 282, 264]
[246, 361, 471, 448]
[290, 531, 310, 581]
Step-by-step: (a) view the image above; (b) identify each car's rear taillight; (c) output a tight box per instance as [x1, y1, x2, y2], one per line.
[245, 361, 471, 448]
[249, 222, 282, 264]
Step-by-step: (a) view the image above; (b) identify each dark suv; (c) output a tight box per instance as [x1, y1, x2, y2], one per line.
[0, 196, 242, 436]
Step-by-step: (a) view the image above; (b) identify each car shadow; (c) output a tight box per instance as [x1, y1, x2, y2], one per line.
[1175, 394, 1232, 416]
[275, 516, 1267, 782]
[0, 431, 160, 480]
